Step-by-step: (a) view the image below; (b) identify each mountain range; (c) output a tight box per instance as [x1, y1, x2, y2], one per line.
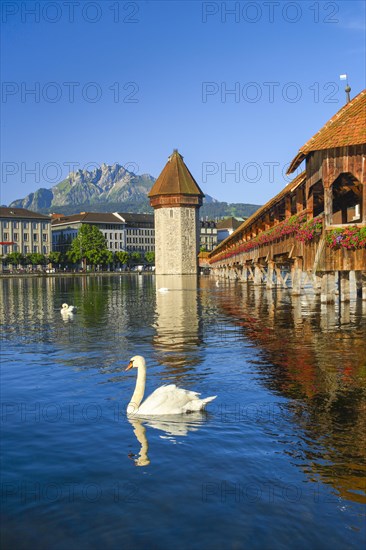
[9, 163, 261, 219]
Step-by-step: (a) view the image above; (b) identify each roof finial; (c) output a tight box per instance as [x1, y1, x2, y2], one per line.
[340, 74, 351, 103]
[168, 148, 183, 161]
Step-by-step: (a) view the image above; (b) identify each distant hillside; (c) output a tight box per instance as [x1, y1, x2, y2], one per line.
[34, 199, 260, 220]
[9, 162, 260, 219]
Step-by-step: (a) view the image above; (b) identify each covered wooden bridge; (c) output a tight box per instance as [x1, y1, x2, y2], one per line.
[208, 90, 366, 302]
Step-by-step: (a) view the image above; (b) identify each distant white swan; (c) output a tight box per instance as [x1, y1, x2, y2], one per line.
[157, 287, 169, 293]
[61, 303, 77, 313]
[125, 355, 216, 416]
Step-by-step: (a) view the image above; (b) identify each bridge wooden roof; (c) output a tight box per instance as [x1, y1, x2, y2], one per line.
[287, 89, 366, 174]
[148, 149, 204, 198]
[209, 171, 306, 257]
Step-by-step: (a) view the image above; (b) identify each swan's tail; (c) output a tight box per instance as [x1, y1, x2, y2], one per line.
[183, 395, 217, 412]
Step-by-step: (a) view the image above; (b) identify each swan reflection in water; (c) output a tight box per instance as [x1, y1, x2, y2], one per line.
[127, 413, 207, 467]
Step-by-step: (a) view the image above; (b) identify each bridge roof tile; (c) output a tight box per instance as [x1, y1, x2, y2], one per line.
[287, 89, 366, 174]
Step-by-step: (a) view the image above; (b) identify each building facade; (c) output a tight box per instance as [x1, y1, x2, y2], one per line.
[216, 217, 244, 243]
[0, 207, 51, 257]
[200, 220, 217, 251]
[148, 150, 204, 275]
[51, 211, 154, 255]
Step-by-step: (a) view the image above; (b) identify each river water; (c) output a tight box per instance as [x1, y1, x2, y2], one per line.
[1, 275, 365, 549]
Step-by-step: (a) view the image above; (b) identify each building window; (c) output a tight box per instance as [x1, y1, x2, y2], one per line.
[33, 222, 38, 229]
[3, 232, 8, 240]
[3, 222, 8, 228]
[13, 233, 18, 241]
[23, 233, 28, 241]
[24, 245, 29, 253]
[43, 234, 48, 241]
[13, 222, 18, 229]
[33, 245, 38, 253]
[13, 244, 18, 252]
[43, 246, 47, 254]
[33, 234, 38, 241]
[42, 222, 47, 229]
[23, 222, 28, 228]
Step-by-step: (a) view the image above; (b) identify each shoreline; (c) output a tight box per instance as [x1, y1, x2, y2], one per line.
[0, 271, 153, 279]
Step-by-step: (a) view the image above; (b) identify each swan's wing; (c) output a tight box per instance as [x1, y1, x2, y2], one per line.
[137, 384, 202, 415]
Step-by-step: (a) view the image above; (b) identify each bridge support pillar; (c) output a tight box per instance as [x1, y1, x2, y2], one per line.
[275, 266, 283, 287]
[266, 261, 275, 289]
[241, 266, 248, 283]
[320, 272, 336, 303]
[355, 271, 366, 300]
[339, 271, 350, 302]
[291, 258, 302, 296]
[314, 273, 322, 295]
[253, 264, 262, 286]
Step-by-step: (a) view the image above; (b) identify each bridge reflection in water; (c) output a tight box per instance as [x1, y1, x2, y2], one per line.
[201, 277, 366, 504]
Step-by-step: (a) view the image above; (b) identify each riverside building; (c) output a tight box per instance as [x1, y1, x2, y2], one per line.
[0, 207, 51, 256]
[51, 211, 154, 255]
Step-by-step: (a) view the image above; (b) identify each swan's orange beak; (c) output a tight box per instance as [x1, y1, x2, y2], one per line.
[125, 360, 133, 371]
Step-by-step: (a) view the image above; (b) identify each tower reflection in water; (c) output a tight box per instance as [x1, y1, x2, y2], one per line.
[127, 275, 207, 466]
[153, 275, 203, 376]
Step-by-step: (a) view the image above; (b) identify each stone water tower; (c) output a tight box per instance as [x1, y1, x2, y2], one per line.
[148, 150, 204, 275]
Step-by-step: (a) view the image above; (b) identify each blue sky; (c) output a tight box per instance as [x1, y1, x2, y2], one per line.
[1, 0, 365, 207]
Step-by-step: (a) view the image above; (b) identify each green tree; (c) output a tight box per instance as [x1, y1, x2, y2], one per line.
[48, 251, 62, 266]
[26, 253, 47, 266]
[131, 251, 142, 264]
[115, 251, 130, 265]
[144, 251, 155, 264]
[4, 252, 25, 267]
[67, 224, 110, 269]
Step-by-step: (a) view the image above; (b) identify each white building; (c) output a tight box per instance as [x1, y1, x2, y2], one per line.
[0, 207, 51, 256]
[51, 211, 154, 255]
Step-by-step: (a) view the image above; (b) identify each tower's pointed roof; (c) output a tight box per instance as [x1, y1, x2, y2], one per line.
[148, 150, 204, 198]
[287, 89, 366, 174]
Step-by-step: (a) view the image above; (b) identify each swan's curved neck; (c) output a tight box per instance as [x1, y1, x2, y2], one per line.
[128, 363, 146, 413]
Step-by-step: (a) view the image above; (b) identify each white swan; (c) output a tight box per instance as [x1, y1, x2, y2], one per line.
[61, 303, 77, 314]
[125, 355, 216, 416]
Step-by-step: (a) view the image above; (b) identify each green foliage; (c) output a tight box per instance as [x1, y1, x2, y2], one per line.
[131, 251, 142, 263]
[26, 253, 47, 265]
[115, 251, 130, 265]
[67, 224, 111, 267]
[4, 252, 25, 266]
[144, 251, 155, 264]
[48, 251, 62, 266]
